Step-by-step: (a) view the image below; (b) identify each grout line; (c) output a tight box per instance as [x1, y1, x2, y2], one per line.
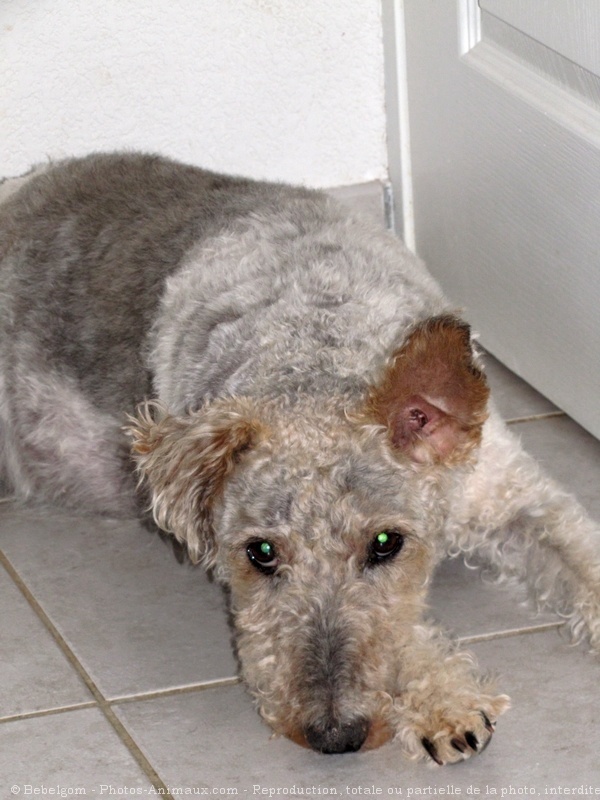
[109, 676, 241, 706]
[458, 620, 564, 645]
[0, 701, 98, 725]
[0, 674, 242, 723]
[0, 549, 175, 799]
[506, 410, 566, 425]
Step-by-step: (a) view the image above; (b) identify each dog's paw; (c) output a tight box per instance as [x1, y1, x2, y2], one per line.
[396, 687, 510, 765]
[416, 704, 505, 765]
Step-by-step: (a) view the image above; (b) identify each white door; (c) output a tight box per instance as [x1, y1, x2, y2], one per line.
[392, 0, 600, 438]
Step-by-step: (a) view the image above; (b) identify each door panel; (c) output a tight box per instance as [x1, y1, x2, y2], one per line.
[480, 0, 600, 75]
[402, 0, 600, 437]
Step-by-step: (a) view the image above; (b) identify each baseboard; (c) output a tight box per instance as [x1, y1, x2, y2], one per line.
[327, 181, 390, 229]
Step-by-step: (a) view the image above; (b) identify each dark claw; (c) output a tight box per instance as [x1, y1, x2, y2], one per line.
[422, 737, 444, 765]
[481, 712, 495, 733]
[465, 731, 479, 751]
[451, 737, 467, 753]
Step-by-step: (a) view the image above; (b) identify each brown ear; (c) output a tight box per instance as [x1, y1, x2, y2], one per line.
[367, 315, 489, 464]
[127, 401, 263, 565]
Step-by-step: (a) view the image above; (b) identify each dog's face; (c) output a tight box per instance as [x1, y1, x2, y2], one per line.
[212, 420, 441, 752]
[129, 315, 489, 753]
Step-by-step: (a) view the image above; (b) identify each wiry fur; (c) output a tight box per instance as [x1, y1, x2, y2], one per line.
[1, 152, 599, 763]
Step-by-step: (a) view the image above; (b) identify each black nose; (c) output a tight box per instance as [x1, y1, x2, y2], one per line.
[304, 716, 370, 754]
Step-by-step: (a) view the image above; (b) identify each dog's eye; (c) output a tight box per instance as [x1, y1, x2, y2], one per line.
[368, 530, 404, 565]
[246, 540, 279, 575]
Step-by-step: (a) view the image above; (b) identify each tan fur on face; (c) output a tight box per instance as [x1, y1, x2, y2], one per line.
[226, 455, 439, 753]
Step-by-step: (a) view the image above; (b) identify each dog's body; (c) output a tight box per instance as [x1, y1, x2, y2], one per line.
[1, 153, 599, 763]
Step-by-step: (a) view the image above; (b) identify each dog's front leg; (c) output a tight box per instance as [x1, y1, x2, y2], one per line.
[445, 410, 600, 649]
[391, 623, 510, 765]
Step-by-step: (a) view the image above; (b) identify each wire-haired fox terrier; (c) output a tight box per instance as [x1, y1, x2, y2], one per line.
[1, 153, 599, 764]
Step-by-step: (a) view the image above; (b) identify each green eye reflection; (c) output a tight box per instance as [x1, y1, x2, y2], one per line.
[369, 529, 405, 564]
[246, 540, 279, 575]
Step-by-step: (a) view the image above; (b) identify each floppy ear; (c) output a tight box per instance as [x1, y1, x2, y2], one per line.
[367, 315, 489, 465]
[127, 401, 264, 565]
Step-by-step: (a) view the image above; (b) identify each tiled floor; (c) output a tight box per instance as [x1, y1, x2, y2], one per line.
[1, 355, 599, 796]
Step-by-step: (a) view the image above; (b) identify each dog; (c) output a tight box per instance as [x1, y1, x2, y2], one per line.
[1, 152, 599, 764]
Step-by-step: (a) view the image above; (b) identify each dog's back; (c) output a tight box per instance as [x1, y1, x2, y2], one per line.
[0, 153, 291, 412]
[0, 154, 264, 506]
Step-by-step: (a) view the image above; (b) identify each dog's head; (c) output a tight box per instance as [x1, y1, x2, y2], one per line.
[128, 315, 489, 753]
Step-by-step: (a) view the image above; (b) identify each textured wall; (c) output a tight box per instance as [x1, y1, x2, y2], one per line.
[1, 0, 387, 187]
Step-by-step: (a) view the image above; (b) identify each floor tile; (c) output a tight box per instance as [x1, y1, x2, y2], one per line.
[429, 557, 559, 640]
[0, 564, 92, 718]
[0, 507, 237, 699]
[0, 707, 153, 791]
[458, 629, 600, 786]
[515, 415, 600, 520]
[114, 629, 600, 790]
[481, 352, 559, 421]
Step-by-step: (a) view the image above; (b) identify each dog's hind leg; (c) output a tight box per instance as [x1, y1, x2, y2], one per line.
[2, 367, 137, 517]
[445, 409, 600, 649]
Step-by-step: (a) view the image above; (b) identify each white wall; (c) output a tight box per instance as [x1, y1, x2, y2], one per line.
[0, 0, 387, 188]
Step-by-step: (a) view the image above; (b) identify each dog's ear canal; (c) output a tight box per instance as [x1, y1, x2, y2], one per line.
[127, 402, 264, 566]
[367, 315, 489, 465]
